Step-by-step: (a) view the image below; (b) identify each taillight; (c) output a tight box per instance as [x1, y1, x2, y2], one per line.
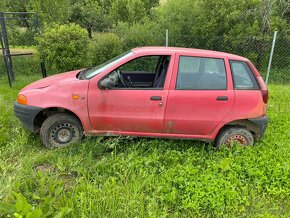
[261, 90, 268, 104]
[255, 76, 268, 104]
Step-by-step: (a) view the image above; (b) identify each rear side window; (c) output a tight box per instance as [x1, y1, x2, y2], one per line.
[176, 56, 227, 90]
[230, 61, 259, 90]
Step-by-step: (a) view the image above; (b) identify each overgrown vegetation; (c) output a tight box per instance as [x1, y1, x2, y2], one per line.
[0, 72, 290, 217]
[1, 0, 290, 217]
[1, 0, 289, 73]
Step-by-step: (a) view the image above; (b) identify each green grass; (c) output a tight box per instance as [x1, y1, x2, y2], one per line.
[1, 62, 290, 217]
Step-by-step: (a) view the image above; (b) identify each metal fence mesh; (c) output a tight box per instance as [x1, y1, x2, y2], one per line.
[165, 33, 290, 83]
[1, 25, 289, 85]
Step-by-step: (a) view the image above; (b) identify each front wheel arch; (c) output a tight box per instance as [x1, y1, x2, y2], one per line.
[33, 107, 83, 133]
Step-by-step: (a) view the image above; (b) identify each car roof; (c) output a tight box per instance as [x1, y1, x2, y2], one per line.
[132, 46, 248, 61]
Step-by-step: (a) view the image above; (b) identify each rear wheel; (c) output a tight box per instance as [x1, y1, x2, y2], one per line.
[215, 127, 254, 147]
[40, 113, 83, 148]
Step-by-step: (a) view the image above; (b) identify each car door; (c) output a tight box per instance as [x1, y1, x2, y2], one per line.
[87, 53, 175, 134]
[164, 53, 235, 136]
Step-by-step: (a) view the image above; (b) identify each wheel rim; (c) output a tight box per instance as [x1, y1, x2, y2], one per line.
[225, 134, 248, 146]
[50, 123, 77, 145]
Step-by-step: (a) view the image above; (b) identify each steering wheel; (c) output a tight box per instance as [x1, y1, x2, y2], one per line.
[117, 70, 126, 87]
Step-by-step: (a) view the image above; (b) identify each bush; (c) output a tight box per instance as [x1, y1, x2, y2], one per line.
[37, 23, 90, 72]
[7, 27, 36, 47]
[114, 21, 164, 50]
[90, 32, 123, 66]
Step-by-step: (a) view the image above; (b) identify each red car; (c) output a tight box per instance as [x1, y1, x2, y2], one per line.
[14, 47, 268, 148]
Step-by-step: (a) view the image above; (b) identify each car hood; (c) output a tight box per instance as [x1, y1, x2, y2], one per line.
[22, 70, 81, 91]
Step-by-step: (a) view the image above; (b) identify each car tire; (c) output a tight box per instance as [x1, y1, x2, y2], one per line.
[215, 126, 254, 147]
[40, 113, 83, 148]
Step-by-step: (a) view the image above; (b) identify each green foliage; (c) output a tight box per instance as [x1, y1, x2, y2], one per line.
[110, 0, 150, 25]
[1, 0, 31, 15]
[3, 0, 288, 71]
[114, 20, 164, 50]
[126, 0, 146, 24]
[1, 67, 290, 216]
[7, 28, 36, 47]
[0, 192, 43, 217]
[109, 0, 129, 25]
[0, 1, 4, 11]
[89, 32, 123, 65]
[70, 0, 111, 38]
[37, 23, 90, 72]
[29, 0, 72, 24]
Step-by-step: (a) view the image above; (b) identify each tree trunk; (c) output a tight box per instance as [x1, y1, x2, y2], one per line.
[87, 27, 92, 39]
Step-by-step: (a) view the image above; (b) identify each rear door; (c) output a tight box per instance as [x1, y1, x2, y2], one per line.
[164, 54, 235, 136]
[228, 60, 264, 118]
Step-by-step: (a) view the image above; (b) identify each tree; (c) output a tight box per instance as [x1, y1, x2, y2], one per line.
[29, 0, 72, 24]
[127, 0, 146, 24]
[109, 0, 157, 25]
[70, 0, 110, 38]
[110, 0, 129, 25]
[1, 0, 32, 27]
[0, 0, 8, 11]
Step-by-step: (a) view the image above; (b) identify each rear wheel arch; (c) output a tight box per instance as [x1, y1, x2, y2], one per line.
[33, 107, 83, 132]
[217, 119, 260, 140]
[215, 126, 254, 147]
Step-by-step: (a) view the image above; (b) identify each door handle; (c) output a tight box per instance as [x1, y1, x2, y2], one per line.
[217, 96, 228, 101]
[150, 96, 162, 101]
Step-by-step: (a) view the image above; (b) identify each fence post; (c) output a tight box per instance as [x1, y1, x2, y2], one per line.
[34, 14, 40, 32]
[0, 12, 14, 84]
[166, 29, 169, 47]
[266, 31, 278, 85]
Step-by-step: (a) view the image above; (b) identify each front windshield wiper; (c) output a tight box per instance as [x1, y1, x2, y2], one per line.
[78, 67, 92, 80]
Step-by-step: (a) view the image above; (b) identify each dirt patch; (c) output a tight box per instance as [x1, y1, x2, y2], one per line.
[34, 163, 55, 173]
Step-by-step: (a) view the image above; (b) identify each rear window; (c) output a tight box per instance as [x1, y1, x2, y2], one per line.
[230, 60, 259, 90]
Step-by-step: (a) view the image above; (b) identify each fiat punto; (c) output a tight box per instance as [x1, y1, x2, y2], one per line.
[14, 47, 268, 148]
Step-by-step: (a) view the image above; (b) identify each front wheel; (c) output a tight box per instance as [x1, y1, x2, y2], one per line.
[40, 113, 83, 148]
[215, 127, 254, 147]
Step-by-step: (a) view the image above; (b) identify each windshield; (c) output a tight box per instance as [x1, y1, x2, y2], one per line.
[83, 51, 133, 79]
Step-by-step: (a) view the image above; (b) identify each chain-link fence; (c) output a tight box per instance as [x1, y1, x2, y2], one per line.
[164, 32, 290, 83]
[1, 20, 289, 85]
[106, 28, 290, 84]
[0, 12, 45, 86]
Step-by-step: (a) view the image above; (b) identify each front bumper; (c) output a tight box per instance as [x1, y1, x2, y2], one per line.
[249, 115, 269, 140]
[14, 102, 43, 133]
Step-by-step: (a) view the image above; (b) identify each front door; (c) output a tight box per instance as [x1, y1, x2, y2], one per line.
[88, 54, 174, 134]
[88, 89, 168, 133]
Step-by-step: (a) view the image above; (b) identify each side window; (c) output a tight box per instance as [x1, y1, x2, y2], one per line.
[230, 61, 259, 90]
[119, 56, 160, 73]
[176, 56, 227, 90]
[100, 55, 171, 89]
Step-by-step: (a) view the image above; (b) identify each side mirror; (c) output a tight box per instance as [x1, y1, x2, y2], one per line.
[99, 78, 114, 89]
